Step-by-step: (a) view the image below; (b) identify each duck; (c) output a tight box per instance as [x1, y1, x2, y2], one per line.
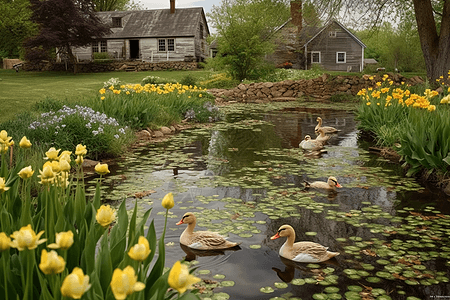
[315, 128, 330, 143]
[271, 225, 339, 263]
[299, 135, 324, 151]
[177, 212, 241, 250]
[315, 117, 339, 134]
[304, 176, 342, 191]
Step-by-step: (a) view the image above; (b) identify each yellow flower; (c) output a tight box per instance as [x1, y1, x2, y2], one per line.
[59, 151, 72, 162]
[59, 159, 71, 172]
[376, 82, 381, 87]
[61, 267, 91, 299]
[369, 76, 374, 80]
[366, 102, 371, 106]
[19, 136, 32, 148]
[428, 105, 436, 112]
[96, 205, 116, 228]
[0, 232, 11, 251]
[199, 94, 202, 97]
[18, 166, 34, 179]
[45, 147, 61, 161]
[0, 177, 9, 193]
[39, 249, 66, 275]
[128, 236, 151, 261]
[101, 96, 106, 100]
[10, 224, 47, 251]
[162, 192, 174, 209]
[0, 130, 13, 145]
[48, 230, 74, 250]
[95, 163, 110, 176]
[110, 266, 145, 300]
[168, 261, 201, 294]
[44, 160, 61, 173]
[75, 144, 87, 156]
[38, 165, 55, 185]
[75, 155, 84, 165]
[99, 88, 106, 94]
[440, 95, 450, 104]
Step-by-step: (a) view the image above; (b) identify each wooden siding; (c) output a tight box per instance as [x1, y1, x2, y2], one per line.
[307, 23, 363, 71]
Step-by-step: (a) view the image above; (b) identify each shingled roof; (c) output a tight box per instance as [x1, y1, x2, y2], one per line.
[96, 7, 209, 39]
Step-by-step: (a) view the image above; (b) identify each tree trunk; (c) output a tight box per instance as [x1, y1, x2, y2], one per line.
[413, 0, 450, 82]
[66, 46, 78, 74]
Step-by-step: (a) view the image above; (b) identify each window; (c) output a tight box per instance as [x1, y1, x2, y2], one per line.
[112, 17, 122, 28]
[311, 51, 321, 63]
[158, 39, 175, 52]
[336, 52, 346, 63]
[329, 31, 336, 38]
[92, 40, 107, 53]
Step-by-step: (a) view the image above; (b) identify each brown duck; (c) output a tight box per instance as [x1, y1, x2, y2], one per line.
[177, 212, 241, 250]
[271, 225, 339, 263]
[315, 117, 339, 134]
[304, 176, 342, 191]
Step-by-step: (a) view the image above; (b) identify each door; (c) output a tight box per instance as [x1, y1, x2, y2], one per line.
[129, 40, 140, 59]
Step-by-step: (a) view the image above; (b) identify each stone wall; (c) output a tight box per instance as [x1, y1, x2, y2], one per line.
[208, 73, 425, 103]
[22, 60, 198, 72]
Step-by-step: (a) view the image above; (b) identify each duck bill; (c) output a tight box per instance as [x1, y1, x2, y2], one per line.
[176, 220, 184, 225]
[270, 233, 280, 240]
[336, 183, 342, 188]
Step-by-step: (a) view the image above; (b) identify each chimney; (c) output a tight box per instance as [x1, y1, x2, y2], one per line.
[170, 0, 175, 14]
[290, 1, 302, 33]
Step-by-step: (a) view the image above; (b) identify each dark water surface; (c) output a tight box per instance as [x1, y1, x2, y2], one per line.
[95, 104, 450, 300]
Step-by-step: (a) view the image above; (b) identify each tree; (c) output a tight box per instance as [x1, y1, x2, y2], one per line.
[310, 0, 450, 81]
[208, 0, 290, 81]
[92, 0, 143, 11]
[0, 0, 36, 58]
[25, 0, 110, 73]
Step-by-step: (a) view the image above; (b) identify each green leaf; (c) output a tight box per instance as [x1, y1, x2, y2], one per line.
[97, 231, 113, 295]
[127, 199, 138, 248]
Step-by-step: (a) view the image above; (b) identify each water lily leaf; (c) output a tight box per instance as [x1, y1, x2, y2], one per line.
[260, 286, 274, 293]
[221, 281, 235, 287]
[274, 282, 288, 289]
[213, 274, 226, 279]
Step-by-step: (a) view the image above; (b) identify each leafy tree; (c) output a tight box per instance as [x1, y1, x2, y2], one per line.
[25, 0, 110, 73]
[0, 0, 36, 58]
[208, 0, 290, 81]
[310, 0, 450, 81]
[93, 0, 143, 11]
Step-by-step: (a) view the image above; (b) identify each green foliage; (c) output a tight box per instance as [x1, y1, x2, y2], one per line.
[93, 52, 113, 61]
[179, 74, 197, 87]
[141, 76, 177, 85]
[198, 72, 239, 89]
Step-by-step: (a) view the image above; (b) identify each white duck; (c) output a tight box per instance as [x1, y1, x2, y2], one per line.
[315, 117, 339, 134]
[304, 176, 342, 191]
[299, 135, 324, 151]
[177, 212, 240, 250]
[271, 225, 339, 263]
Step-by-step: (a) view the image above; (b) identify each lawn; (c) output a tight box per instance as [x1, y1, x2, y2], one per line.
[0, 69, 211, 123]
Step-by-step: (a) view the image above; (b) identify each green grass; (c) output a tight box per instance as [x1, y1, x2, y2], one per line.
[0, 69, 211, 123]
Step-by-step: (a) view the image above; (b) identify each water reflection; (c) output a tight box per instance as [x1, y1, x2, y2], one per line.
[180, 243, 242, 262]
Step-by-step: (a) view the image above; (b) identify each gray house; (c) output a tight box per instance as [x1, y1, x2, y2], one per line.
[72, 3, 210, 63]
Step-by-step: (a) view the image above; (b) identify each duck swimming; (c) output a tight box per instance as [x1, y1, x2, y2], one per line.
[315, 117, 339, 134]
[304, 176, 342, 191]
[299, 135, 324, 151]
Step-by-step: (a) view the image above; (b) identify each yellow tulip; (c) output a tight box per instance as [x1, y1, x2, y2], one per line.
[39, 249, 66, 275]
[18, 166, 34, 179]
[162, 192, 174, 209]
[59, 159, 71, 172]
[0, 177, 9, 193]
[10, 224, 47, 251]
[48, 230, 74, 250]
[75, 155, 84, 165]
[75, 144, 87, 156]
[0, 130, 12, 145]
[428, 105, 436, 112]
[44, 160, 61, 173]
[95, 163, 110, 176]
[61, 267, 91, 299]
[96, 205, 116, 228]
[38, 165, 55, 185]
[0, 144, 9, 154]
[59, 151, 72, 162]
[168, 261, 201, 294]
[128, 236, 151, 261]
[110, 266, 145, 300]
[45, 147, 61, 161]
[19, 136, 32, 148]
[0, 232, 11, 251]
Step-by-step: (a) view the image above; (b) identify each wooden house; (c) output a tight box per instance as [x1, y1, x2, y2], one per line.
[268, 1, 366, 72]
[71, 2, 210, 63]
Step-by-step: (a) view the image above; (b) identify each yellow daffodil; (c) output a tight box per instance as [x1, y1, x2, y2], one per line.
[59, 151, 72, 162]
[0, 177, 9, 193]
[10, 224, 47, 251]
[99, 88, 106, 94]
[110, 266, 145, 300]
[59, 159, 71, 172]
[61, 267, 91, 299]
[38, 165, 55, 185]
[18, 166, 34, 179]
[428, 105, 436, 112]
[168, 261, 201, 294]
[48, 230, 74, 250]
[101, 96, 105, 100]
[0, 144, 9, 154]
[75, 144, 87, 156]
[441, 95, 450, 104]
[162, 192, 174, 209]
[96, 205, 116, 228]
[95, 163, 110, 176]
[0, 130, 13, 145]
[128, 236, 151, 261]
[0, 232, 11, 251]
[39, 249, 66, 275]
[19, 136, 32, 148]
[45, 147, 61, 161]
[75, 155, 84, 165]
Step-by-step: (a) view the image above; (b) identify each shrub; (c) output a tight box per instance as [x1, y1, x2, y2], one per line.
[141, 76, 177, 85]
[179, 73, 197, 87]
[93, 52, 112, 60]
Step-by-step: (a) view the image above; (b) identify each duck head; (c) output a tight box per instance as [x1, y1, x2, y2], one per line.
[176, 212, 196, 225]
[328, 176, 342, 188]
[271, 225, 295, 240]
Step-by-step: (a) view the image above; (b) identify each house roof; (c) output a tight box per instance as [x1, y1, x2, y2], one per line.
[302, 19, 366, 48]
[96, 7, 209, 39]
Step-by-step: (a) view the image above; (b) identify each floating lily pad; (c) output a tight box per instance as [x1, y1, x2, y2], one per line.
[198, 270, 211, 275]
[249, 244, 261, 249]
[305, 232, 317, 236]
[324, 287, 339, 293]
[274, 282, 288, 289]
[212, 292, 230, 300]
[291, 278, 306, 285]
[221, 281, 235, 287]
[213, 274, 226, 279]
[312, 294, 328, 300]
[260, 286, 274, 293]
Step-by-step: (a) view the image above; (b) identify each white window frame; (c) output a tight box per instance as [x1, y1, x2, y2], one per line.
[336, 52, 346, 63]
[329, 31, 336, 38]
[311, 51, 321, 63]
[158, 38, 175, 52]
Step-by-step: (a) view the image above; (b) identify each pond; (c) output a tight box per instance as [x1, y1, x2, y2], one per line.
[89, 102, 450, 300]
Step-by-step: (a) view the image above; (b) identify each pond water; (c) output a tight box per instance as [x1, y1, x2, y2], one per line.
[91, 103, 450, 300]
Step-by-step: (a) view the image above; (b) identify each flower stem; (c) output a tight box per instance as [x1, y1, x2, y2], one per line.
[2, 253, 8, 300]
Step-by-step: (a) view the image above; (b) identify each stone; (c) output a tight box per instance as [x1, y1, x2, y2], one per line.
[153, 131, 164, 138]
[160, 126, 172, 135]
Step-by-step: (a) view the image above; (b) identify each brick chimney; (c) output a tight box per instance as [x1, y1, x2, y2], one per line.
[290, 1, 302, 33]
[170, 0, 175, 14]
